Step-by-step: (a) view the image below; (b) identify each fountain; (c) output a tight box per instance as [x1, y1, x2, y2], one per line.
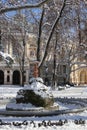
[6, 62, 59, 112]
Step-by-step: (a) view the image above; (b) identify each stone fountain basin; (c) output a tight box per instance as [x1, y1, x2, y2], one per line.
[6, 102, 59, 111]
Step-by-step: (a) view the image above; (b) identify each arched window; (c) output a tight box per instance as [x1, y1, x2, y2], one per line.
[80, 71, 86, 84]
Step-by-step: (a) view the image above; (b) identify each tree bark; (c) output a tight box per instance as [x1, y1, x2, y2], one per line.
[52, 32, 57, 88]
[21, 38, 26, 87]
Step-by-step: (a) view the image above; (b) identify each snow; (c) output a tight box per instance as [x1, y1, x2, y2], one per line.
[27, 82, 48, 91]
[29, 77, 44, 84]
[6, 102, 44, 111]
[0, 51, 14, 63]
[0, 85, 87, 130]
[30, 82, 52, 98]
[52, 87, 87, 98]
[23, 79, 53, 98]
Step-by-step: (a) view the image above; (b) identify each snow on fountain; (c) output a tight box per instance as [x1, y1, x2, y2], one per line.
[6, 77, 59, 111]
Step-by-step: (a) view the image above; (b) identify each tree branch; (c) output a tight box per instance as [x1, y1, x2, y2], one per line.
[37, 7, 45, 62]
[0, 0, 51, 14]
[39, 0, 66, 68]
[71, 65, 87, 73]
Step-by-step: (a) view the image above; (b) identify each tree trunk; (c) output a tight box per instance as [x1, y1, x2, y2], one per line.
[52, 32, 57, 89]
[66, 63, 71, 84]
[37, 7, 44, 62]
[21, 38, 26, 87]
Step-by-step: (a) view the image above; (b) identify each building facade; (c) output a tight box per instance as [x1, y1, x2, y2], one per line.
[71, 64, 87, 85]
[0, 29, 87, 86]
[0, 33, 37, 85]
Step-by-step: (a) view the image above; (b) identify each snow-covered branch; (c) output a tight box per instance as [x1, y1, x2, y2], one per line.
[0, 51, 14, 64]
[0, 0, 51, 14]
[71, 61, 87, 67]
[71, 65, 87, 73]
[39, 0, 66, 68]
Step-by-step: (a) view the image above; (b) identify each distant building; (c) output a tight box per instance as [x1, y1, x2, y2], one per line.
[0, 31, 37, 85]
[0, 13, 87, 86]
[71, 60, 87, 85]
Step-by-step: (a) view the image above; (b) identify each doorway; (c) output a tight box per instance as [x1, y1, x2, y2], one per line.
[0, 70, 4, 84]
[13, 70, 20, 85]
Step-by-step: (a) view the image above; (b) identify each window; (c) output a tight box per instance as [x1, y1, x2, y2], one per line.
[30, 64, 34, 76]
[30, 50, 34, 56]
[63, 65, 66, 73]
[0, 30, 4, 52]
[0, 30, 1, 44]
[57, 65, 62, 74]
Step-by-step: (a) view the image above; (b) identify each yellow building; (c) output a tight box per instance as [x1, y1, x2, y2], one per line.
[71, 64, 87, 85]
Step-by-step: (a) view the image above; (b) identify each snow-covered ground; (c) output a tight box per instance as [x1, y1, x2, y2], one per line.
[0, 85, 87, 130]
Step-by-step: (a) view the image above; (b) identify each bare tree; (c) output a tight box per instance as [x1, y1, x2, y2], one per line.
[0, 0, 51, 14]
[0, 0, 87, 87]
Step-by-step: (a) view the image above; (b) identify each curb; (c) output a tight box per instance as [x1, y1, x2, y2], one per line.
[0, 107, 87, 117]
